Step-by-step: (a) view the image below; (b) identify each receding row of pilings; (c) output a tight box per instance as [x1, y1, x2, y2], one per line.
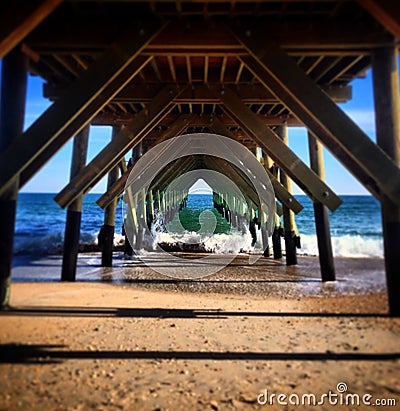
[0, 46, 399, 315]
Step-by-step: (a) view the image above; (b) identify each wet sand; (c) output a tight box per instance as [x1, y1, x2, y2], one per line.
[1, 254, 399, 410]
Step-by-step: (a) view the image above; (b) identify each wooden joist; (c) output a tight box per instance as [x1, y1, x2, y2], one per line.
[44, 83, 352, 104]
[91, 111, 300, 127]
[233, 28, 400, 206]
[27, 18, 393, 54]
[0, 0, 62, 58]
[55, 86, 183, 209]
[0, 20, 167, 197]
[209, 86, 342, 211]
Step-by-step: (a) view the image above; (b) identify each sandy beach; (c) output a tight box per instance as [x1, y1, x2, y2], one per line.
[1, 254, 399, 410]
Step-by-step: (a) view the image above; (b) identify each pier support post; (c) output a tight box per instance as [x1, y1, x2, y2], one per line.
[276, 125, 298, 265]
[308, 132, 336, 281]
[0, 48, 27, 307]
[61, 126, 89, 281]
[252, 146, 269, 255]
[263, 150, 282, 259]
[372, 46, 400, 316]
[100, 126, 120, 267]
[272, 214, 283, 259]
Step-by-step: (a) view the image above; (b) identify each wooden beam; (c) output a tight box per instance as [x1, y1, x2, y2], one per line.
[44, 83, 352, 104]
[18, 56, 151, 189]
[0, 20, 166, 196]
[276, 125, 298, 266]
[27, 19, 394, 54]
[0, 49, 27, 308]
[308, 131, 336, 281]
[207, 115, 303, 214]
[233, 29, 400, 206]
[357, 0, 400, 39]
[100, 126, 121, 267]
[91, 111, 301, 127]
[372, 46, 400, 316]
[55, 86, 183, 209]
[210, 86, 342, 211]
[0, 0, 62, 58]
[61, 126, 89, 282]
[97, 114, 193, 209]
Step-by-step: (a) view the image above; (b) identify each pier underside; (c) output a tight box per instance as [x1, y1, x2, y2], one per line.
[0, 0, 399, 315]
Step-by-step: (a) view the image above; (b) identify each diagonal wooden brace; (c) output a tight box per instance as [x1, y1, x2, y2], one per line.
[232, 28, 400, 206]
[207, 115, 304, 215]
[96, 114, 194, 209]
[0, 0, 62, 58]
[0, 19, 167, 196]
[55, 86, 184, 209]
[19, 56, 152, 189]
[209, 86, 342, 211]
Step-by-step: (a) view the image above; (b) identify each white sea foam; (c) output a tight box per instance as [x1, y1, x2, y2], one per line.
[151, 230, 253, 254]
[150, 223, 384, 258]
[13, 227, 384, 259]
[297, 234, 384, 258]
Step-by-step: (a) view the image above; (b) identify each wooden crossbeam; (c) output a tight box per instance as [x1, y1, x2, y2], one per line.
[97, 114, 194, 209]
[18, 56, 151, 189]
[55, 86, 183, 209]
[233, 29, 400, 206]
[207, 116, 303, 214]
[209, 86, 342, 211]
[91, 111, 300, 127]
[27, 19, 394, 53]
[357, 0, 400, 39]
[0, 0, 62, 58]
[0, 20, 167, 197]
[44, 83, 352, 104]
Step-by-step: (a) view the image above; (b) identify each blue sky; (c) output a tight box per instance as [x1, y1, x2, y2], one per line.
[0, 59, 385, 195]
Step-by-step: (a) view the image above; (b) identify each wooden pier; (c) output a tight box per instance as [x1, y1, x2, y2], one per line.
[0, 0, 399, 315]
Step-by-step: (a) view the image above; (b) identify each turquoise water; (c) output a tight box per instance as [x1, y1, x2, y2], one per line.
[14, 193, 383, 257]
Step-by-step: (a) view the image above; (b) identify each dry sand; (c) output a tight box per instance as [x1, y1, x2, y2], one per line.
[1, 255, 400, 410]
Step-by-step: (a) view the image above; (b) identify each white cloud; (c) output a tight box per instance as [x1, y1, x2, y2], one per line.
[341, 108, 376, 134]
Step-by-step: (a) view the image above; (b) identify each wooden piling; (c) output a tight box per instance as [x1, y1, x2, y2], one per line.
[101, 127, 121, 267]
[372, 46, 400, 316]
[253, 148, 269, 256]
[272, 214, 283, 259]
[263, 150, 282, 259]
[61, 126, 89, 281]
[0, 48, 27, 307]
[308, 132, 336, 281]
[276, 125, 298, 265]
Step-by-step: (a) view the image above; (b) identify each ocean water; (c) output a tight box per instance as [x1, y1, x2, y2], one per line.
[14, 193, 383, 258]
